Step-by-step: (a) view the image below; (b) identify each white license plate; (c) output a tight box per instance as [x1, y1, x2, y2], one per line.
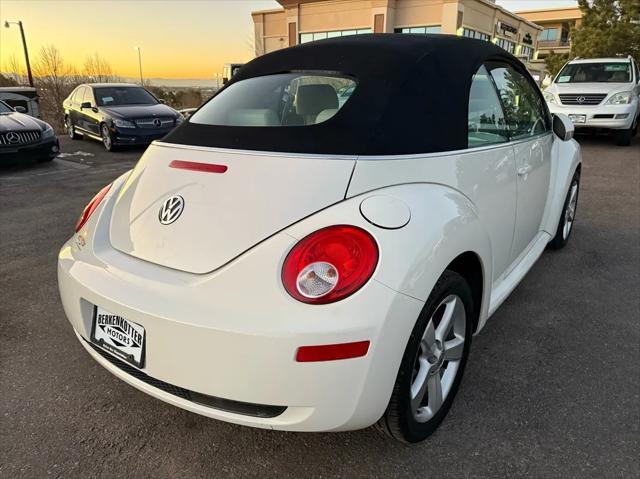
[568, 114, 586, 124]
[91, 306, 145, 368]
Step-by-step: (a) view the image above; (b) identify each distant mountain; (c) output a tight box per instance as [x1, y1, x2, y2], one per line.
[124, 77, 220, 88]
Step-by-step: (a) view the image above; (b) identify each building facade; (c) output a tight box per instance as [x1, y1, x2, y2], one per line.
[516, 6, 581, 71]
[252, 0, 543, 74]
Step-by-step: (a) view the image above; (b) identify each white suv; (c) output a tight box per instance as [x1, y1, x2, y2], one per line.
[543, 56, 639, 145]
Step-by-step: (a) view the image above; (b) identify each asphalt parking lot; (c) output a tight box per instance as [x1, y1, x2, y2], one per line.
[1, 134, 638, 478]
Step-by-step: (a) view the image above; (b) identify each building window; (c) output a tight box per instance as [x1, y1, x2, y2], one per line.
[519, 45, 534, 60]
[495, 38, 515, 54]
[394, 26, 442, 34]
[539, 28, 559, 42]
[299, 28, 372, 44]
[461, 28, 491, 42]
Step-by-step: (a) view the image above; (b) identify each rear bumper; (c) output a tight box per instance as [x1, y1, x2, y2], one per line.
[57, 191, 423, 431]
[0, 137, 59, 160]
[548, 102, 638, 130]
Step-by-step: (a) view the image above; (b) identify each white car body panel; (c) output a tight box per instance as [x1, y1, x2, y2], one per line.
[58, 126, 581, 431]
[510, 134, 553, 262]
[347, 142, 517, 288]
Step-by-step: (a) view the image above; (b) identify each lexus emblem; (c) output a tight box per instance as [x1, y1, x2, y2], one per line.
[153, 118, 162, 127]
[158, 195, 185, 225]
[576, 96, 586, 104]
[6, 132, 20, 143]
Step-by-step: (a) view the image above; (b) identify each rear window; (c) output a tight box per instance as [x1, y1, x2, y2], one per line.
[556, 62, 632, 83]
[189, 73, 357, 127]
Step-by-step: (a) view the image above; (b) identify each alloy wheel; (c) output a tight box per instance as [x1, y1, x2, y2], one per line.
[101, 125, 112, 150]
[410, 294, 466, 423]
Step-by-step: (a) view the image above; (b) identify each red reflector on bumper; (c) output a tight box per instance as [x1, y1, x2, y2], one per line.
[169, 160, 228, 173]
[295, 341, 370, 362]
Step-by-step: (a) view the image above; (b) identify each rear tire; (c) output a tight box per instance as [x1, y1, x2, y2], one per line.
[66, 117, 81, 140]
[377, 270, 474, 443]
[549, 170, 580, 250]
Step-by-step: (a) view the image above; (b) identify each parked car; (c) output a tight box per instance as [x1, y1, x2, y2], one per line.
[543, 56, 640, 145]
[63, 83, 183, 151]
[0, 100, 59, 161]
[58, 35, 581, 443]
[178, 107, 197, 119]
[0, 86, 41, 118]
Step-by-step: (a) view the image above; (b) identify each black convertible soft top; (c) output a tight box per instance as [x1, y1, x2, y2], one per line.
[164, 34, 526, 155]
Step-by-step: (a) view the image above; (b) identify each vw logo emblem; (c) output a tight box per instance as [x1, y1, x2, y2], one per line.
[6, 132, 20, 144]
[158, 195, 185, 225]
[576, 96, 586, 104]
[153, 118, 162, 127]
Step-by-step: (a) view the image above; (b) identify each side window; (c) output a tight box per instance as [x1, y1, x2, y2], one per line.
[83, 87, 94, 106]
[468, 65, 509, 147]
[489, 64, 550, 140]
[72, 87, 84, 102]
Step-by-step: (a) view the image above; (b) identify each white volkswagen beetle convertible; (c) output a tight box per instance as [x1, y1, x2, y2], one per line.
[58, 35, 581, 443]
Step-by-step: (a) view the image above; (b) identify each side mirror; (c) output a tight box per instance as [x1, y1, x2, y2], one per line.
[222, 77, 229, 85]
[80, 102, 92, 109]
[14, 106, 27, 113]
[159, 99, 166, 104]
[552, 113, 574, 141]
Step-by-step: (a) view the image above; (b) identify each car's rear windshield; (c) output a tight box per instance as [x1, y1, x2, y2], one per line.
[556, 62, 632, 83]
[189, 73, 357, 127]
[94, 87, 158, 106]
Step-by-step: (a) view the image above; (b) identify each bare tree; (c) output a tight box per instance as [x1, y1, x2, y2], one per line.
[83, 53, 121, 83]
[2, 55, 28, 85]
[32, 45, 75, 131]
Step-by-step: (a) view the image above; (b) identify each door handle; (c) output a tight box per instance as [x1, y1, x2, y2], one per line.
[517, 165, 533, 177]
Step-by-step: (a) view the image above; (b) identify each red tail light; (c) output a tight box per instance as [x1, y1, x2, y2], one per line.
[282, 225, 379, 304]
[75, 184, 111, 232]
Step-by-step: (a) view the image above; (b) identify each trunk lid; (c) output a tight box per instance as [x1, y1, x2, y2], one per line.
[109, 143, 355, 274]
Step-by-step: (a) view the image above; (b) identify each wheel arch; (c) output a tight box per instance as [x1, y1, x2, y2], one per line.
[445, 251, 484, 334]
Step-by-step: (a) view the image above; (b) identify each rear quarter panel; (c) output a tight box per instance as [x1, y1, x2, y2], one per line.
[286, 184, 493, 332]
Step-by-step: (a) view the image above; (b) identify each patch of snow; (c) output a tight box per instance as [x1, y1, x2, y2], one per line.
[57, 151, 95, 158]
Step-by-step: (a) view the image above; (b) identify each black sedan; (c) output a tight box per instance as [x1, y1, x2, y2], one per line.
[63, 83, 183, 152]
[0, 101, 60, 162]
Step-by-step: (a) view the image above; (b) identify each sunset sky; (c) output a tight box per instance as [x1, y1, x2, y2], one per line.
[1, 0, 577, 81]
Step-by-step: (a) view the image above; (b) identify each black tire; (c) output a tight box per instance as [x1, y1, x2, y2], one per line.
[100, 123, 117, 152]
[377, 270, 474, 443]
[66, 117, 81, 140]
[614, 128, 632, 146]
[37, 156, 55, 162]
[548, 170, 580, 250]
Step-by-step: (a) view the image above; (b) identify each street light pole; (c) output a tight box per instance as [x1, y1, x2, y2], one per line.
[4, 20, 34, 87]
[134, 46, 143, 85]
